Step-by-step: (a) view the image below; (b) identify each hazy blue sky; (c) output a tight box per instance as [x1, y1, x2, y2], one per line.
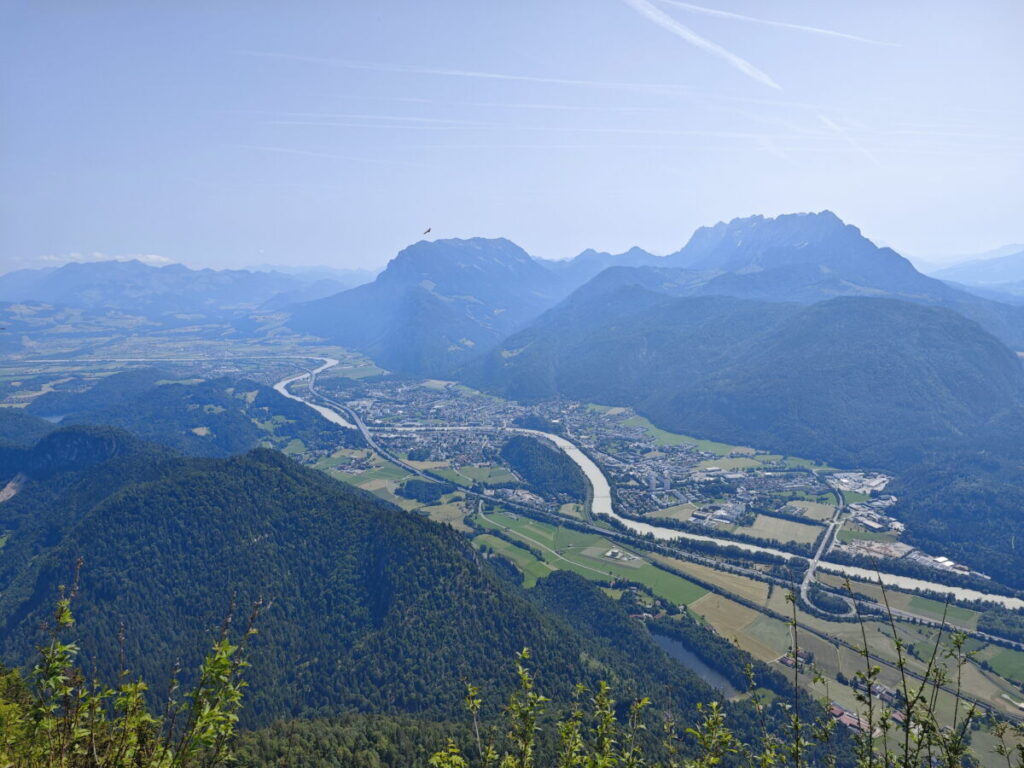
[1, 1, 1022, 272]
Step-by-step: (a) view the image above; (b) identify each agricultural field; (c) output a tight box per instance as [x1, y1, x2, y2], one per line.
[435, 464, 518, 487]
[777, 456, 836, 471]
[558, 502, 586, 520]
[975, 645, 1024, 685]
[319, 360, 388, 380]
[688, 593, 791, 661]
[476, 511, 707, 606]
[818, 574, 981, 629]
[401, 457, 450, 471]
[783, 500, 835, 521]
[735, 514, 822, 546]
[762, 583, 1024, 723]
[651, 503, 697, 522]
[648, 553, 770, 604]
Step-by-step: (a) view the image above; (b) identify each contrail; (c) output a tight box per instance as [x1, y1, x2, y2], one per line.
[619, 0, 782, 90]
[817, 114, 881, 166]
[241, 51, 699, 96]
[236, 144, 440, 170]
[657, 0, 897, 46]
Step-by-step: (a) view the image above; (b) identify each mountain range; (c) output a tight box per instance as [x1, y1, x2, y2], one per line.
[931, 246, 1024, 299]
[0, 259, 360, 321]
[284, 212, 1024, 377]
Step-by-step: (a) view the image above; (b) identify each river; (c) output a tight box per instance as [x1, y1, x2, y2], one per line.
[272, 357, 354, 429]
[520, 432, 1024, 609]
[273, 361, 1024, 610]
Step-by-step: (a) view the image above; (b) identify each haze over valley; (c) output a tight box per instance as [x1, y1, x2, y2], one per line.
[3, 2, 1024, 766]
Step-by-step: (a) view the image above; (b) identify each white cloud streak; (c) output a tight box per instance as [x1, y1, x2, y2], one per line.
[618, 0, 782, 90]
[656, 0, 897, 46]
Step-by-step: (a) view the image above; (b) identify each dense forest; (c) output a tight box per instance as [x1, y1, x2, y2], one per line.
[468, 290, 1024, 471]
[500, 435, 587, 502]
[0, 431, 788, 747]
[0, 407, 54, 446]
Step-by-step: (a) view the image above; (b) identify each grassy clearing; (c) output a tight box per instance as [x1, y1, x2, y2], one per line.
[473, 534, 555, 587]
[587, 403, 627, 416]
[841, 491, 872, 503]
[617, 413, 752, 455]
[282, 438, 305, 454]
[423, 502, 472, 533]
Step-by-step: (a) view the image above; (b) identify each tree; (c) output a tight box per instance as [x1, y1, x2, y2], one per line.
[0, 566, 258, 768]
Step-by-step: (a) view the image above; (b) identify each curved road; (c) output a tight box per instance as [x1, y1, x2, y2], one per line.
[276, 359, 1024, 611]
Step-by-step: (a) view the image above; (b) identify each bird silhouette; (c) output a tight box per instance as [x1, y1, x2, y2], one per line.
[423, 227, 431, 235]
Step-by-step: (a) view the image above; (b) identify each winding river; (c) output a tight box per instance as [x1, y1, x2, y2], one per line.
[275, 359, 1024, 610]
[272, 357, 354, 429]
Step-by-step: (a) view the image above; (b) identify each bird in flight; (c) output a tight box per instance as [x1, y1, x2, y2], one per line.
[423, 227, 431, 235]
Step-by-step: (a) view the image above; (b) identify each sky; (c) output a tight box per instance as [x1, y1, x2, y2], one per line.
[1, 1, 1022, 273]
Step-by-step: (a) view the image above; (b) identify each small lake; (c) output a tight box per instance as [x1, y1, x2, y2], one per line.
[651, 631, 740, 698]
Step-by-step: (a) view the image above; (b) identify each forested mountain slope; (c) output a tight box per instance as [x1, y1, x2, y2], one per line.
[467, 288, 1024, 469]
[0, 440, 753, 731]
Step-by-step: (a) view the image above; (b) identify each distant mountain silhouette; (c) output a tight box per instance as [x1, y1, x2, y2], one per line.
[575, 212, 1024, 349]
[288, 238, 563, 375]
[539, 246, 662, 289]
[933, 247, 1024, 286]
[0, 260, 349, 320]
